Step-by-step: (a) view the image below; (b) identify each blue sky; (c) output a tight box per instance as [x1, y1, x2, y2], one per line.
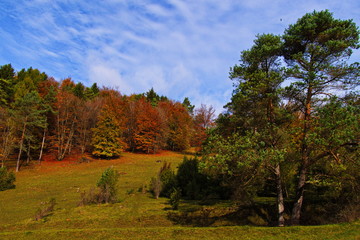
[1, 0, 359, 114]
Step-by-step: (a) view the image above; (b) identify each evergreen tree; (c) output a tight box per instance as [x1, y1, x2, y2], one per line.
[282, 10, 359, 225]
[228, 33, 288, 226]
[11, 91, 47, 171]
[73, 82, 85, 99]
[182, 97, 194, 114]
[91, 105, 125, 158]
[0, 64, 15, 80]
[0, 64, 15, 106]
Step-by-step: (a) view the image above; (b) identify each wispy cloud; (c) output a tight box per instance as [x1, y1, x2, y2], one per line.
[1, 0, 359, 114]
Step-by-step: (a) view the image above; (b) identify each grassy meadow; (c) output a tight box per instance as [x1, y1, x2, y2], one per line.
[0, 151, 359, 240]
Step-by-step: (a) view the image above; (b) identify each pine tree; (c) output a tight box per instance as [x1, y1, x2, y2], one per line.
[282, 10, 359, 225]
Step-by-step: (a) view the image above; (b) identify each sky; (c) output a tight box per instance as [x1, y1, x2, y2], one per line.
[1, 0, 359, 114]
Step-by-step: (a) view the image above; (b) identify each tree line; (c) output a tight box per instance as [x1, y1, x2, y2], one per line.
[0, 65, 215, 171]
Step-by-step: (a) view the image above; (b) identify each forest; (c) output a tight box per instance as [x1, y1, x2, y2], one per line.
[0, 10, 359, 231]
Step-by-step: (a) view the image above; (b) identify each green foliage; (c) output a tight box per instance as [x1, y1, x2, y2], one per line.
[0, 64, 15, 105]
[145, 88, 161, 106]
[283, 10, 359, 62]
[0, 78, 12, 106]
[73, 82, 85, 99]
[0, 64, 15, 80]
[84, 83, 100, 99]
[15, 67, 48, 100]
[281, 10, 360, 224]
[0, 167, 16, 191]
[227, 33, 284, 134]
[182, 97, 194, 114]
[92, 107, 125, 158]
[159, 162, 177, 198]
[177, 156, 223, 200]
[169, 188, 181, 210]
[150, 162, 177, 199]
[96, 167, 120, 203]
[201, 133, 265, 202]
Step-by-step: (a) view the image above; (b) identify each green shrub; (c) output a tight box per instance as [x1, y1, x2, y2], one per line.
[79, 167, 120, 205]
[169, 188, 181, 210]
[97, 167, 119, 203]
[159, 163, 177, 197]
[150, 162, 177, 199]
[176, 157, 209, 200]
[0, 167, 15, 191]
[176, 156, 226, 200]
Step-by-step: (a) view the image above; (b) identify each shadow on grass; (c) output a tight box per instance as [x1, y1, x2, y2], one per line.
[166, 198, 289, 227]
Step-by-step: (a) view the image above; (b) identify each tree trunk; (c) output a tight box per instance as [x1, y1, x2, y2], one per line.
[291, 85, 312, 225]
[16, 122, 26, 172]
[291, 164, 307, 225]
[275, 163, 285, 227]
[26, 140, 31, 164]
[1, 123, 13, 168]
[38, 128, 46, 164]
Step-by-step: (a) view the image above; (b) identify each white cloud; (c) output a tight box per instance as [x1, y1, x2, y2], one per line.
[88, 64, 133, 93]
[1, 0, 359, 115]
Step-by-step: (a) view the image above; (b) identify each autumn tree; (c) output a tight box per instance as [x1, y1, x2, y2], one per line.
[53, 79, 80, 160]
[192, 104, 215, 148]
[133, 98, 163, 153]
[91, 104, 125, 158]
[282, 10, 359, 225]
[158, 101, 192, 151]
[77, 98, 102, 155]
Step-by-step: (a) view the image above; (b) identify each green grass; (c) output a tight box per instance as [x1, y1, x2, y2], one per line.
[1, 151, 359, 239]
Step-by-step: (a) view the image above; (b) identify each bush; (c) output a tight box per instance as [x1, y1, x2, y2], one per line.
[176, 156, 210, 200]
[97, 167, 119, 203]
[78, 187, 98, 206]
[159, 162, 177, 197]
[34, 198, 56, 221]
[176, 156, 226, 200]
[79, 167, 120, 205]
[150, 162, 177, 199]
[0, 167, 15, 191]
[169, 188, 181, 210]
[150, 176, 162, 199]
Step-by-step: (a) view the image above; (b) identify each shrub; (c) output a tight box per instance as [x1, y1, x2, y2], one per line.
[0, 167, 15, 191]
[78, 187, 98, 206]
[159, 162, 177, 197]
[176, 156, 209, 200]
[169, 188, 181, 210]
[150, 176, 162, 199]
[150, 162, 177, 199]
[97, 167, 119, 203]
[176, 156, 226, 200]
[34, 198, 56, 221]
[79, 167, 120, 205]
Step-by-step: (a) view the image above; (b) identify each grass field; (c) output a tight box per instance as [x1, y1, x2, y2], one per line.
[1, 151, 359, 239]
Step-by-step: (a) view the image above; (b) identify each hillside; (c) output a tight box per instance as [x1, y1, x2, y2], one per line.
[1, 152, 359, 240]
